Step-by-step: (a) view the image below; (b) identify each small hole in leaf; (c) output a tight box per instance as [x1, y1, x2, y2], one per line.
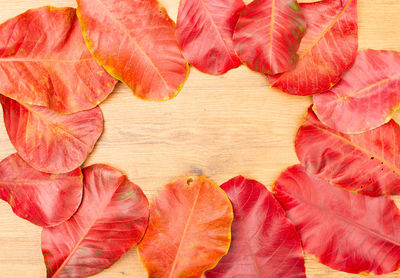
[187, 178, 194, 186]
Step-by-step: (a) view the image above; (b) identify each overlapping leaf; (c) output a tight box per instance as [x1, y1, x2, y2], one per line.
[176, 0, 244, 75]
[0, 153, 83, 227]
[268, 0, 358, 95]
[233, 0, 305, 75]
[138, 176, 233, 278]
[206, 176, 305, 278]
[0, 6, 117, 114]
[274, 165, 400, 275]
[77, 0, 189, 101]
[1, 95, 103, 174]
[296, 107, 400, 196]
[313, 49, 400, 133]
[42, 164, 149, 278]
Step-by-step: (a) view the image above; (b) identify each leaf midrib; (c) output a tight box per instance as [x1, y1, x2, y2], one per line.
[168, 183, 201, 278]
[233, 179, 262, 278]
[268, 0, 276, 68]
[0, 180, 64, 185]
[0, 57, 93, 63]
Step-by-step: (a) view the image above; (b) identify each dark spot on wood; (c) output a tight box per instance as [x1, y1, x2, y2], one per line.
[190, 167, 203, 176]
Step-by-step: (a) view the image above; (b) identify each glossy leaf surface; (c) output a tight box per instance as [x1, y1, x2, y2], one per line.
[0, 6, 117, 114]
[233, 0, 305, 74]
[42, 164, 149, 278]
[0, 153, 82, 227]
[1, 96, 103, 174]
[274, 165, 400, 275]
[206, 176, 305, 278]
[138, 176, 233, 278]
[314, 49, 400, 133]
[269, 0, 358, 95]
[77, 0, 188, 101]
[296, 107, 400, 196]
[176, 0, 243, 75]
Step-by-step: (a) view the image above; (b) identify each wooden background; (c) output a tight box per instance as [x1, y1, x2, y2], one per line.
[0, 0, 400, 277]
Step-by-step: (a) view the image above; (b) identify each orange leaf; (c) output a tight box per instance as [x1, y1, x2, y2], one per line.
[77, 0, 189, 101]
[138, 176, 233, 278]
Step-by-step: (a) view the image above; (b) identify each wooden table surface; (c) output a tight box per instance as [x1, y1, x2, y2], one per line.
[1, 0, 400, 277]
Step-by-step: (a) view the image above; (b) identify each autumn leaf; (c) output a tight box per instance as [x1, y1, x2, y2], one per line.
[313, 49, 400, 133]
[274, 165, 400, 275]
[233, 0, 305, 75]
[268, 0, 358, 95]
[77, 0, 189, 101]
[206, 176, 305, 278]
[296, 106, 400, 196]
[0, 153, 82, 227]
[42, 164, 149, 278]
[138, 176, 233, 278]
[0, 6, 117, 114]
[1, 95, 103, 174]
[176, 0, 244, 75]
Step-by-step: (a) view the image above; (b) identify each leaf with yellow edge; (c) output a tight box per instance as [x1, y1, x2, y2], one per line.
[77, 0, 189, 101]
[138, 176, 233, 278]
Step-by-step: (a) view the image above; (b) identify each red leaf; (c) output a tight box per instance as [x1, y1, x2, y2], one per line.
[206, 176, 305, 278]
[138, 176, 233, 278]
[77, 0, 189, 101]
[269, 0, 358, 95]
[233, 0, 305, 75]
[42, 164, 149, 278]
[176, 0, 244, 75]
[1, 96, 103, 174]
[0, 6, 117, 114]
[296, 107, 400, 196]
[313, 49, 400, 133]
[274, 165, 400, 275]
[0, 153, 82, 227]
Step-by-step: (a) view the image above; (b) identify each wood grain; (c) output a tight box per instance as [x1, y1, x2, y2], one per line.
[0, 0, 400, 277]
